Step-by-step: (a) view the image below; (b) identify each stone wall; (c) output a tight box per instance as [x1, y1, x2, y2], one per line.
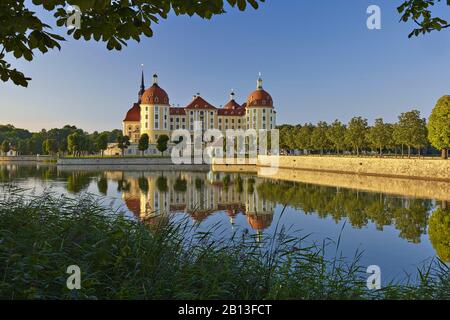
[258, 167, 450, 201]
[57, 157, 209, 171]
[0, 155, 55, 162]
[258, 156, 450, 181]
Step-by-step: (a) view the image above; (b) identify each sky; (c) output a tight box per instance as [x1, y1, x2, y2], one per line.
[1, 0, 450, 132]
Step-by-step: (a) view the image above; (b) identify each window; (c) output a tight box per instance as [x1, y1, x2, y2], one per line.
[155, 106, 159, 112]
[182, 118, 186, 123]
[210, 112, 214, 116]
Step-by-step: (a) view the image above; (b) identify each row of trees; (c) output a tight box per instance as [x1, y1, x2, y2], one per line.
[279, 97, 450, 159]
[0, 124, 123, 156]
[0, 124, 173, 157]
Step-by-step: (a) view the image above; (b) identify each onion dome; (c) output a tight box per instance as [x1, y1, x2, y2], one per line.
[141, 74, 170, 105]
[247, 75, 273, 107]
[123, 103, 141, 122]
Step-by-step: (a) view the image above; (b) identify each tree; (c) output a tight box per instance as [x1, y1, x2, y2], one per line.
[42, 138, 58, 155]
[117, 135, 130, 157]
[311, 121, 329, 155]
[1, 0, 264, 87]
[366, 118, 392, 156]
[17, 140, 30, 155]
[428, 95, 450, 159]
[327, 120, 346, 154]
[156, 135, 169, 156]
[156, 176, 169, 193]
[97, 175, 108, 195]
[1, 140, 10, 155]
[96, 133, 109, 157]
[398, 0, 450, 38]
[67, 132, 81, 156]
[138, 133, 149, 156]
[296, 123, 314, 154]
[345, 117, 368, 156]
[428, 205, 450, 262]
[394, 110, 428, 157]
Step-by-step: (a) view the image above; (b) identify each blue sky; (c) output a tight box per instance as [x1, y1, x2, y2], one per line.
[1, 0, 450, 132]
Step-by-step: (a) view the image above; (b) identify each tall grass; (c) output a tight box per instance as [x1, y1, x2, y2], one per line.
[0, 186, 448, 300]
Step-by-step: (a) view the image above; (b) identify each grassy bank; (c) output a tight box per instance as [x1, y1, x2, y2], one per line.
[0, 187, 448, 300]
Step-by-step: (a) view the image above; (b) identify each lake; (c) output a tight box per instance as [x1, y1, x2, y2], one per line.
[0, 163, 447, 283]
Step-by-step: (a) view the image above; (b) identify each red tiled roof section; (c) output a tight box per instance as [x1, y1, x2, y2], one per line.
[185, 96, 217, 110]
[218, 106, 246, 116]
[141, 84, 170, 105]
[247, 89, 273, 108]
[224, 99, 241, 110]
[123, 103, 141, 122]
[170, 108, 186, 116]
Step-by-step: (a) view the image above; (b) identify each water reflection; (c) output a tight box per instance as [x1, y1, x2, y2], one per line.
[0, 164, 448, 262]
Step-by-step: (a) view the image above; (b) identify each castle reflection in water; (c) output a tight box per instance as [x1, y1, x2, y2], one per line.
[0, 164, 448, 263]
[115, 171, 275, 237]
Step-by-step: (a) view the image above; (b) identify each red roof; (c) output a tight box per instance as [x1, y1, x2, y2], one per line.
[224, 99, 241, 110]
[218, 107, 246, 116]
[170, 108, 186, 116]
[141, 84, 170, 105]
[247, 89, 273, 108]
[123, 103, 141, 122]
[185, 96, 217, 110]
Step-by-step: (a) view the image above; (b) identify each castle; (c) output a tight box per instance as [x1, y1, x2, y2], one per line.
[119, 71, 277, 155]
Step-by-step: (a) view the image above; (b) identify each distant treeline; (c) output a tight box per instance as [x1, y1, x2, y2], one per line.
[278, 109, 436, 157]
[0, 124, 122, 155]
[278, 96, 450, 158]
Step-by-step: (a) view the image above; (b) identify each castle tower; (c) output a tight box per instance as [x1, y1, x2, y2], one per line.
[245, 74, 276, 131]
[140, 74, 171, 143]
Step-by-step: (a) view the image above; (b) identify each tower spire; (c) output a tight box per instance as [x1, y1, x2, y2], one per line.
[140, 64, 145, 91]
[230, 89, 235, 101]
[257, 72, 263, 90]
[138, 64, 145, 103]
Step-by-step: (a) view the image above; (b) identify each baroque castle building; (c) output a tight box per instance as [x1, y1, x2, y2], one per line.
[122, 72, 277, 148]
